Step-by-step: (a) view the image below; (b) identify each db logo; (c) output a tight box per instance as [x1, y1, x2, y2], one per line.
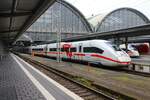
[66, 52, 73, 58]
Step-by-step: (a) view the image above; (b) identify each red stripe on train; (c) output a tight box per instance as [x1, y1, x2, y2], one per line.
[33, 51, 130, 64]
[74, 53, 85, 56]
[47, 52, 63, 54]
[91, 54, 130, 64]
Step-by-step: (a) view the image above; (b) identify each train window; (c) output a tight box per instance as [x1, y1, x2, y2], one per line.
[32, 48, 43, 51]
[129, 45, 137, 50]
[53, 48, 56, 51]
[83, 47, 104, 54]
[112, 45, 122, 51]
[49, 48, 56, 51]
[83, 47, 90, 53]
[121, 48, 130, 52]
[61, 48, 69, 52]
[70, 48, 76, 52]
[106, 42, 122, 51]
[61, 48, 65, 52]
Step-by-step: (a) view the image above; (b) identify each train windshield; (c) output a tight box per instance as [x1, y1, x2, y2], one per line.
[129, 45, 137, 50]
[106, 42, 122, 51]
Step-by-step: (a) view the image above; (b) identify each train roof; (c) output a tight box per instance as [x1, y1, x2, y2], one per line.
[32, 44, 46, 48]
[66, 39, 109, 44]
[32, 40, 110, 47]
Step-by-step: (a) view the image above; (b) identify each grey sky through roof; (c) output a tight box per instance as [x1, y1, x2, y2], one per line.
[66, 0, 150, 19]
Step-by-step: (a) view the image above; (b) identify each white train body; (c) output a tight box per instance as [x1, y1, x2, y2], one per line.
[120, 44, 140, 57]
[31, 40, 131, 67]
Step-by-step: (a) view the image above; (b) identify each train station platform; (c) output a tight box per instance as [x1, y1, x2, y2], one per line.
[132, 55, 150, 65]
[20, 53, 150, 100]
[0, 53, 83, 100]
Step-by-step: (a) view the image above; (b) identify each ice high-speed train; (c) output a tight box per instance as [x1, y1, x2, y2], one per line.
[30, 40, 131, 67]
[120, 44, 140, 57]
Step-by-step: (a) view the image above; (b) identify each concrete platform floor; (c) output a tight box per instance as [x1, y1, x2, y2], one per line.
[21, 53, 150, 100]
[0, 53, 83, 100]
[132, 55, 150, 65]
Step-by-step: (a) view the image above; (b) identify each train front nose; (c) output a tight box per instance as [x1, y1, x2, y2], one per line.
[118, 57, 131, 65]
[117, 51, 131, 65]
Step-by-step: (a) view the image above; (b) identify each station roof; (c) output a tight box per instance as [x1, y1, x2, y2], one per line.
[88, 8, 149, 33]
[17, 34, 33, 42]
[62, 24, 150, 42]
[33, 24, 150, 45]
[128, 35, 150, 43]
[87, 13, 108, 29]
[129, 38, 150, 43]
[0, 0, 55, 45]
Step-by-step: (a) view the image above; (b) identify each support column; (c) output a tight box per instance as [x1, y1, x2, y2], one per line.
[148, 42, 150, 55]
[0, 41, 5, 60]
[116, 37, 120, 47]
[57, 32, 61, 62]
[125, 37, 128, 51]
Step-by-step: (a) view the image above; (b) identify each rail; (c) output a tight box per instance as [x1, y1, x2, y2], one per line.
[129, 61, 150, 75]
[13, 52, 136, 100]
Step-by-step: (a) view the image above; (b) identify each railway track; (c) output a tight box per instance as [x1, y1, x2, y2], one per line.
[66, 59, 150, 77]
[14, 53, 136, 100]
[94, 64, 150, 77]
[94, 65, 150, 77]
[36, 54, 150, 77]
[17, 54, 115, 100]
[88, 63, 150, 77]
[119, 68, 150, 77]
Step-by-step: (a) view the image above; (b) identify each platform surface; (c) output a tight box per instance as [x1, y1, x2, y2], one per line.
[21, 53, 150, 100]
[0, 53, 83, 100]
[132, 55, 150, 65]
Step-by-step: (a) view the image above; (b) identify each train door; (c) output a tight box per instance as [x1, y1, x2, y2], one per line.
[78, 43, 83, 61]
[44, 45, 48, 55]
[62, 43, 71, 59]
[79, 45, 82, 52]
[78, 43, 83, 53]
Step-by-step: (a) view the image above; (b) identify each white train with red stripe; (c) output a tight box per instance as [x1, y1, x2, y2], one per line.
[31, 40, 131, 67]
